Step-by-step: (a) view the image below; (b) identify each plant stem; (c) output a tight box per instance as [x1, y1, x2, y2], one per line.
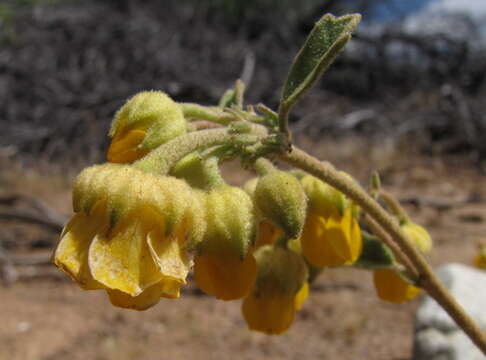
[364, 214, 419, 282]
[282, 146, 486, 355]
[181, 103, 235, 125]
[253, 158, 276, 176]
[133, 126, 267, 175]
[277, 102, 292, 149]
[378, 190, 410, 224]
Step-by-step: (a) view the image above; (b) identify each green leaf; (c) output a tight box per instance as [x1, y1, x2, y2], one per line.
[281, 13, 361, 109]
[354, 231, 395, 270]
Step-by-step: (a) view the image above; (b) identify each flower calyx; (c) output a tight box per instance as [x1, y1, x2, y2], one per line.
[107, 91, 186, 163]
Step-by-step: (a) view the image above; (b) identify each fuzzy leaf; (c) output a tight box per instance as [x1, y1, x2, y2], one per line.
[281, 13, 360, 109]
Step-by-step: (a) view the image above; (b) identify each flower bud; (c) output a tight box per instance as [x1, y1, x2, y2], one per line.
[242, 245, 308, 335]
[301, 207, 362, 267]
[301, 174, 345, 218]
[254, 171, 307, 239]
[194, 186, 257, 300]
[107, 91, 186, 163]
[373, 269, 420, 303]
[401, 221, 432, 254]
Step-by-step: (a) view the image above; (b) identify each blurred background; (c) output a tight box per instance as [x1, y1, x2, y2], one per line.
[1, 1, 486, 359]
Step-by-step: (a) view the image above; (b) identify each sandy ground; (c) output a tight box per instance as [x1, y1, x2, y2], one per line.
[1, 140, 484, 360]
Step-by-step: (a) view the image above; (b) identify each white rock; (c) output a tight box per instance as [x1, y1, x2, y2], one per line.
[413, 263, 486, 360]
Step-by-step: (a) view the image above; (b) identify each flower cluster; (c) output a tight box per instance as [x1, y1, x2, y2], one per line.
[53, 91, 432, 335]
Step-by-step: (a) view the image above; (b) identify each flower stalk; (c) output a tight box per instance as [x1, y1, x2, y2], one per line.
[133, 125, 267, 175]
[281, 146, 486, 354]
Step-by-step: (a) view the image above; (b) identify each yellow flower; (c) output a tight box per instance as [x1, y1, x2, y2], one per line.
[194, 251, 256, 301]
[300, 207, 362, 267]
[107, 91, 186, 163]
[194, 186, 257, 301]
[242, 245, 308, 335]
[373, 269, 420, 303]
[107, 128, 148, 163]
[53, 163, 205, 310]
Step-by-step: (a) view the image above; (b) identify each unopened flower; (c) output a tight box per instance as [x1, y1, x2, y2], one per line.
[401, 221, 433, 254]
[194, 186, 257, 300]
[254, 171, 307, 239]
[54, 163, 205, 310]
[242, 245, 308, 335]
[107, 91, 186, 163]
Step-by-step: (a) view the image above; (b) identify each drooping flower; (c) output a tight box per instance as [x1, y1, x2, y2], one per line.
[300, 207, 362, 267]
[194, 186, 257, 301]
[299, 174, 362, 267]
[107, 91, 187, 163]
[373, 269, 420, 303]
[53, 163, 205, 310]
[242, 245, 308, 335]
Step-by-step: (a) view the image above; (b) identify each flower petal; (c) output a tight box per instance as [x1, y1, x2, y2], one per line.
[147, 230, 191, 284]
[88, 218, 163, 296]
[194, 252, 256, 300]
[106, 279, 181, 311]
[53, 203, 106, 290]
[242, 293, 295, 335]
[373, 269, 420, 303]
[325, 208, 361, 264]
[107, 129, 147, 163]
[301, 214, 348, 267]
[294, 282, 309, 311]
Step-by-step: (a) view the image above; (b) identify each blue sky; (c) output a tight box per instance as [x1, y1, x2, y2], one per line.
[369, 0, 432, 22]
[368, 0, 486, 22]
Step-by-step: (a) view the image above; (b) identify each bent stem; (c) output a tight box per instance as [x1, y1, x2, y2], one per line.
[134, 125, 267, 175]
[282, 146, 486, 355]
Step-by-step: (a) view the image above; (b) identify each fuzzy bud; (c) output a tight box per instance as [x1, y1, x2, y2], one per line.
[401, 221, 433, 254]
[301, 174, 345, 218]
[254, 171, 307, 239]
[107, 91, 186, 163]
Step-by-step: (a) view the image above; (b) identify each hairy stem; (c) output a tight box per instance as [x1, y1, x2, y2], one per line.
[282, 146, 486, 354]
[133, 126, 267, 175]
[181, 103, 235, 125]
[378, 190, 410, 224]
[364, 214, 419, 281]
